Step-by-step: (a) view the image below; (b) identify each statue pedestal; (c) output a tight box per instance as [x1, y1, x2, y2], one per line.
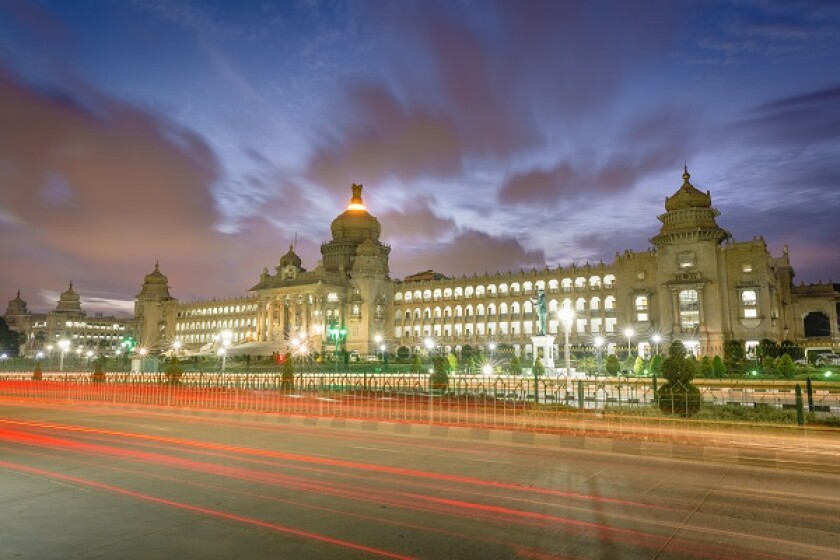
[531, 335, 556, 368]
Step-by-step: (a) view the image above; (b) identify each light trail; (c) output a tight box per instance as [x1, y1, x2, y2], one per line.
[0, 425, 799, 560]
[0, 418, 672, 511]
[0, 458, 417, 560]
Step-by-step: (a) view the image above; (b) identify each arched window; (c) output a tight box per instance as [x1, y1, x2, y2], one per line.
[475, 286, 485, 297]
[444, 288, 453, 298]
[499, 302, 508, 315]
[499, 283, 508, 295]
[510, 283, 521, 295]
[590, 297, 601, 311]
[549, 299, 558, 312]
[423, 289, 432, 301]
[604, 274, 616, 288]
[455, 305, 463, 317]
[404, 291, 412, 302]
[604, 296, 616, 310]
[454, 287, 463, 298]
[511, 301, 520, 314]
[803, 312, 830, 337]
[476, 304, 485, 316]
[434, 307, 442, 318]
[487, 303, 496, 315]
[576, 297, 586, 312]
[465, 286, 474, 298]
[433, 289, 442, 300]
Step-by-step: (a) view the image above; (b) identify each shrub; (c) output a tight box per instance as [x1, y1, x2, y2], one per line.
[712, 355, 726, 378]
[533, 357, 545, 377]
[410, 355, 423, 374]
[91, 357, 106, 383]
[777, 354, 794, 379]
[633, 356, 645, 376]
[165, 356, 183, 384]
[430, 357, 449, 392]
[281, 353, 294, 391]
[658, 341, 701, 416]
[657, 382, 702, 416]
[605, 354, 620, 376]
[508, 355, 522, 375]
[649, 354, 663, 375]
[699, 356, 713, 378]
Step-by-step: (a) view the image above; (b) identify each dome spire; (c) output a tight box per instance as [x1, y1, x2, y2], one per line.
[682, 164, 690, 184]
[348, 183, 366, 211]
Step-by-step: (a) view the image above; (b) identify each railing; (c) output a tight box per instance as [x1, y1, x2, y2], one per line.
[2, 372, 838, 424]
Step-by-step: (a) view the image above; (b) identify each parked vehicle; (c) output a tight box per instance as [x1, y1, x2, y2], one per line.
[816, 353, 840, 365]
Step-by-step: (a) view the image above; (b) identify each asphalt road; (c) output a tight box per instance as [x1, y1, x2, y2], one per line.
[1, 402, 838, 560]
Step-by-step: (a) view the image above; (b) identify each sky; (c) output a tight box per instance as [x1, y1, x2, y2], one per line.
[1, 0, 839, 317]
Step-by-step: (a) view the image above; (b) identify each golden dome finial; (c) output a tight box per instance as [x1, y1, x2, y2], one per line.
[682, 164, 690, 184]
[348, 183, 366, 211]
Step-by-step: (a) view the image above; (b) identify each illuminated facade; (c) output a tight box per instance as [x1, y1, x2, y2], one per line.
[4, 284, 135, 357]
[6, 171, 840, 359]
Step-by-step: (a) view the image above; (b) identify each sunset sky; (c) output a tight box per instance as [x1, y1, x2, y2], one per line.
[1, 0, 839, 316]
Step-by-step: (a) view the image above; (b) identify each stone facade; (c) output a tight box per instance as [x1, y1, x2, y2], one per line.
[5, 171, 840, 359]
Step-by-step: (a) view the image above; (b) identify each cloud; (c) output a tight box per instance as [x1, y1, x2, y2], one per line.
[307, 83, 462, 189]
[378, 197, 458, 243]
[305, 1, 676, 191]
[499, 108, 698, 206]
[389, 229, 545, 279]
[0, 67, 229, 311]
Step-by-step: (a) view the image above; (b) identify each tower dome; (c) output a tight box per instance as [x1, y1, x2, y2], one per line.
[665, 166, 712, 211]
[56, 282, 83, 313]
[137, 262, 172, 300]
[279, 245, 302, 268]
[5, 290, 28, 317]
[329, 184, 382, 243]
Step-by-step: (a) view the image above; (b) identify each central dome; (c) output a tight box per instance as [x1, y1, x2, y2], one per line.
[330, 183, 381, 243]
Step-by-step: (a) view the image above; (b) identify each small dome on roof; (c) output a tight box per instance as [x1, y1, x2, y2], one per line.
[279, 245, 302, 268]
[56, 282, 82, 313]
[665, 166, 712, 212]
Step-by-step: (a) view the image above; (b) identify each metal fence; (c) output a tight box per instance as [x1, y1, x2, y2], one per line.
[2, 372, 838, 430]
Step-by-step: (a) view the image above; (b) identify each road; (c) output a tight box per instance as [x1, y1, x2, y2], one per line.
[1, 402, 838, 559]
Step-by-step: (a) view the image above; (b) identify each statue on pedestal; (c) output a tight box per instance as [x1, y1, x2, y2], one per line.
[531, 289, 547, 336]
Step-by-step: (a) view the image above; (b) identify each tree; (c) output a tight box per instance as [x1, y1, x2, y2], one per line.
[758, 338, 779, 359]
[779, 340, 804, 360]
[649, 354, 663, 376]
[712, 355, 726, 379]
[633, 356, 645, 376]
[396, 346, 410, 362]
[0, 318, 22, 358]
[724, 339, 745, 373]
[281, 352, 295, 391]
[699, 356, 713, 378]
[447, 352, 458, 372]
[777, 354, 795, 380]
[509, 355, 522, 375]
[461, 345, 475, 363]
[658, 341, 702, 416]
[410, 355, 423, 374]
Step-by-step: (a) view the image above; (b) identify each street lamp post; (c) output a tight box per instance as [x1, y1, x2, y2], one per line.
[651, 334, 662, 356]
[218, 347, 227, 372]
[327, 322, 347, 373]
[623, 327, 635, 362]
[594, 335, 605, 375]
[558, 307, 575, 392]
[488, 342, 496, 361]
[58, 339, 70, 371]
[374, 334, 383, 361]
